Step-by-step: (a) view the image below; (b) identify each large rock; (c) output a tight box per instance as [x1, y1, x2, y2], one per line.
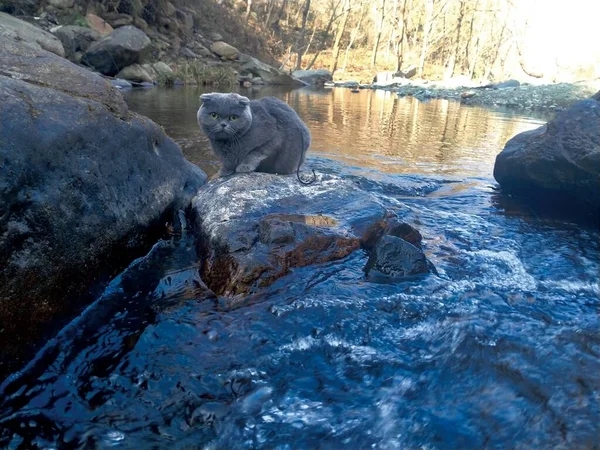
[193, 173, 397, 296]
[292, 69, 333, 84]
[82, 25, 151, 76]
[0, 11, 65, 57]
[116, 63, 153, 82]
[210, 41, 239, 60]
[153, 61, 174, 78]
[0, 34, 206, 375]
[52, 25, 101, 61]
[239, 53, 305, 86]
[0, 33, 126, 118]
[494, 98, 600, 216]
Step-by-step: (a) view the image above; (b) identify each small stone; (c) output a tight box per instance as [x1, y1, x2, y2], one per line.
[209, 32, 223, 41]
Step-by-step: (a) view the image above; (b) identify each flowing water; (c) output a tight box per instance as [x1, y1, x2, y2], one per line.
[1, 86, 598, 449]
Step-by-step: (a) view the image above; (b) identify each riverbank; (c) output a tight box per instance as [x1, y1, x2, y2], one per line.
[328, 78, 600, 112]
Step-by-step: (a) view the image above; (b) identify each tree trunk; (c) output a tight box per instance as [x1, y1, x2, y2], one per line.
[305, 0, 341, 70]
[395, 0, 407, 72]
[245, 0, 253, 20]
[329, 0, 351, 75]
[418, 0, 433, 76]
[386, 0, 398, 61]
[449, 0, 465, 77]
[263, 0, 276, 26]
[342, 2, 366, 71]
[294, 0, 311, 70]
[370, 0, 386, 69]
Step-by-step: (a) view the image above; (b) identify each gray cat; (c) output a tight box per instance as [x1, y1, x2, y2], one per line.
[197, 92, 315, 184]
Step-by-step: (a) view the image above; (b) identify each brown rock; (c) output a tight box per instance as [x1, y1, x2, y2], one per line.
[192, 173, 393, 296]
[85, 13, 113, 36]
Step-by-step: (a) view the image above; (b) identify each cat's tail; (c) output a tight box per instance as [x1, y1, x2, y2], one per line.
[297, 128, 316, 185]
[297, 165, 317, 185]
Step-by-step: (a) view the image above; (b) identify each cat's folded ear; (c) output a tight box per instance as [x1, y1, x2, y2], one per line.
[200, 94, 213, 103]
[236, 94, 250, 106]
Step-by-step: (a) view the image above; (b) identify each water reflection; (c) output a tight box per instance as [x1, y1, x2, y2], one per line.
[124, 86, 549, 178]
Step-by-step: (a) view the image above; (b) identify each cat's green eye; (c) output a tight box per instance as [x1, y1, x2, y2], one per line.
[210, 112, 219, 119]
[229, 115, 238, 121]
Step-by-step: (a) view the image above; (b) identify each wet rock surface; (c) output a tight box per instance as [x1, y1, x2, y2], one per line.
[0, 34, 207, 376]
[364, 235, 433, 279]
[494, 98, 600, 218]
[192, 173, 405, 296]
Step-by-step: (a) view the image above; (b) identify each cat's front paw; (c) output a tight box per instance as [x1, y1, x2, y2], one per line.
[219, 167, 235, 177]
[236, 164, 256, 173]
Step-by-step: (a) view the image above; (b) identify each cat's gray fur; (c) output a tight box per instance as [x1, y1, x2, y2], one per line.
[197, 93, 314, 183]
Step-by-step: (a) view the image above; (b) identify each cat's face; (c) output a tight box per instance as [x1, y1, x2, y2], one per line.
[197, 93, 252, 141]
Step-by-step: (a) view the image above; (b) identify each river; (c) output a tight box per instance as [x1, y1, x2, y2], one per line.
[0, 86, 598, 449]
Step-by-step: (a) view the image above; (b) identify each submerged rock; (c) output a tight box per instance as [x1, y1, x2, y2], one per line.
[192, 173, 396, 296]
[0, 34, 206, 373]
[82, 25, 151, 76]
[494, 97, 600, 217]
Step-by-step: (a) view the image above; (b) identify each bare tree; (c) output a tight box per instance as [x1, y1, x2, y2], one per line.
[371, 0, 387, 69]
[342, 1, 367, 71]
[417, 0, 433, 76]
[245, 0, 253, 20]
[294, 0, 311, 70]
[305, 0, 343, 70]
[329, 0, 352, 75]
[395, 0, 408, 72]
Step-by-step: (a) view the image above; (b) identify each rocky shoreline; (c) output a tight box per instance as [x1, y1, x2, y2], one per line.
[325, 77, 600, 112]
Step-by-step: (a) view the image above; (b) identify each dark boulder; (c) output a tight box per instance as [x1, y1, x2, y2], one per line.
[192, 173, 399, 296]
[364, 235, 434, 279]
[82, 25, 151, 76]
[52, 25, 101, 61]
[494, 98, 600, 217]
[0, 33, 206, 375]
